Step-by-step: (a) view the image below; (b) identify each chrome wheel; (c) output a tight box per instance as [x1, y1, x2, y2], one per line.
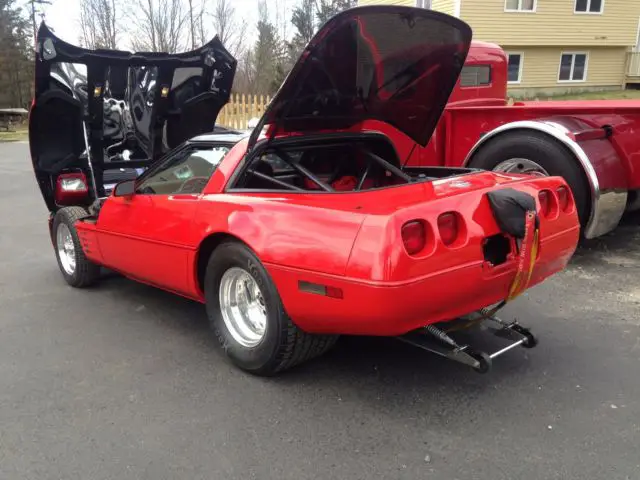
[493, 158, 549, 177]
[219, 267, 268, 348]
[56, 223, 76, 275]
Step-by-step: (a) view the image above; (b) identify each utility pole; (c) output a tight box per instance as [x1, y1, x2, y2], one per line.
[29, 0, 53, 43]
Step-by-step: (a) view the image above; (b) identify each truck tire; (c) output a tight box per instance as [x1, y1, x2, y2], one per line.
[204, 241, 338, 376]
[52, 206, 101, 288]
[468, 131, 590, 227]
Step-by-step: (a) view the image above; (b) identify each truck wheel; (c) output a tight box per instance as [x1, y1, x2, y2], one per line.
[204, 241, 338, 376]
[468, 131, 590, 227]
[52, 206, 101, 288]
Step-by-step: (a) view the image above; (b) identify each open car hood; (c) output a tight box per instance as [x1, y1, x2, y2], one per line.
[30, 23, 236, 205]
[249, 6, 472, 149]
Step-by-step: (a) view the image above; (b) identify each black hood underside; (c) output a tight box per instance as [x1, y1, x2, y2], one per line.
[29, 23, 237, 209]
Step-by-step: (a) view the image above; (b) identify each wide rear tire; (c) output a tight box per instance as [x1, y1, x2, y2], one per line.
[204, 241, 338, 376]
[52, 206, 101, 288]
[468, 131, 590, 228]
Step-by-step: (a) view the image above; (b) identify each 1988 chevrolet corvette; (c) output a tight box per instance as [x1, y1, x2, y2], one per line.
[29, 6, 580, 375]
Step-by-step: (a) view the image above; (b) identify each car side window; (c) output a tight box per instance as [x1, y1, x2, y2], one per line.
[136, 146, 230, 195]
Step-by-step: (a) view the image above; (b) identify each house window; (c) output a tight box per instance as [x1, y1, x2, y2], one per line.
[459, 65, 492, 87]
[415, 0, 431, 7]
[505, 0, 536, 12]
[575, 0, 603, 13]
[558, 52, 588, 82]
[507, 53, 523, 83]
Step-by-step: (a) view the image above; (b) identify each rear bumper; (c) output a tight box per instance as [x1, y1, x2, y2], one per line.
[267, 225, 579, 336]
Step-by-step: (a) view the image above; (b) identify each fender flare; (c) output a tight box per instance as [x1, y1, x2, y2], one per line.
[463, 120, 626, 239]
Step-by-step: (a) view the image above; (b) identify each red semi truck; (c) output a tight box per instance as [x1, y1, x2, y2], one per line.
[364, 40, 640, 239]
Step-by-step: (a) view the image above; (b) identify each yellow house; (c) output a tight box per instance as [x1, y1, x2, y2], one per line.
[357, 0, 640, 97]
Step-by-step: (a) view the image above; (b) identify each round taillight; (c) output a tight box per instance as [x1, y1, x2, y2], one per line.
[437, 212, 460, 246]
[401, 220, 426, 255]
[556, 186, 571, 212]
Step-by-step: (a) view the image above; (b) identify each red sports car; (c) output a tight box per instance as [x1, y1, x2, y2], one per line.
[29, 6, 579, 375]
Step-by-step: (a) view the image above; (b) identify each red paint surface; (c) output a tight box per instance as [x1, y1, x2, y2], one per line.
[75, 135, 579, 336]
[72, 40, 606, 336]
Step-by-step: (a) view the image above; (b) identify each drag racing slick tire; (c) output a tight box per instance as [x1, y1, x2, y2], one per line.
[469, 131, 590, 228]
[204, 241, 338, 375]
[52, 206, 101, 288]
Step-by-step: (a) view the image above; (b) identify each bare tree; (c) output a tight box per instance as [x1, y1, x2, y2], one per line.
[210, 0, 245, 56]
[128, 0, 187, 52]
[186, 0, 196, 49]
[196, 0, 207, 47]
[235, 48, 255, 95]
[78, 0, 119, 49]
[274, 0, 288, 46]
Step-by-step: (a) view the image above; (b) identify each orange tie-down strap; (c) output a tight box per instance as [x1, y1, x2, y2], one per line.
[444, 211, 540, 332]
[506, 210, 540, 301]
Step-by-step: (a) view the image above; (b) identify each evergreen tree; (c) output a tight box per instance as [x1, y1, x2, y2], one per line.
[315, 0, 356, 27]
[0, 0, 33, 108]
[288, 0, 315, 63]
[251, 0, 287, 94]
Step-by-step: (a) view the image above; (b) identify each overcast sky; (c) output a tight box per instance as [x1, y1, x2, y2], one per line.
[43, 0, 295, 49]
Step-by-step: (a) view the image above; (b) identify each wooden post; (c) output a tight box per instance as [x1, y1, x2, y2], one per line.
[241, 93, 247, 129]
[232, 93, 238, 129]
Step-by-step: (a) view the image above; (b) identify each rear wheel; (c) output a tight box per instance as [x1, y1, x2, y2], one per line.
[52, 206, 101, 287]
[204, 241, 338, 375]
[204, 242, 338, 376]
[468, 131, 591, 227]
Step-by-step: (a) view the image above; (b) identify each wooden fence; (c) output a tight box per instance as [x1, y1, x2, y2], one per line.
[218, 93, 272, 130]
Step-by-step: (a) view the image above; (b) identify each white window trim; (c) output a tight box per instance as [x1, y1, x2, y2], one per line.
[504, 0, 537, 13]
[453, 0, 462, 17]
[506, 52, 524, 84]
[574, 0, 604, 14]
[415, 0, 431, 8]
[634, 17, 640, 52]
[557, 51, 589, 83]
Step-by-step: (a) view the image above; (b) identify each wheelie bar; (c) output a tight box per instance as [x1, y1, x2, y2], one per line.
[396, 310, 538, 374]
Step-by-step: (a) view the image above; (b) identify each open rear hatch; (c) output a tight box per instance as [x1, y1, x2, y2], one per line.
[29, 23, 236, 210]
[247, 6, 472, 151]
[232, 6, 474, 193]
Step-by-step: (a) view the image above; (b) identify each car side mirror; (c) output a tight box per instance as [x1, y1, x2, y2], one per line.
[113, 179, 136, 197]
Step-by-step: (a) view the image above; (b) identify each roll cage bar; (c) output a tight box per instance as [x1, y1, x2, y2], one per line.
[243, 141, 414, 193]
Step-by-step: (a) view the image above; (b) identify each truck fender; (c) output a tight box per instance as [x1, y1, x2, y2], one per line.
[463, 119, 628, 239]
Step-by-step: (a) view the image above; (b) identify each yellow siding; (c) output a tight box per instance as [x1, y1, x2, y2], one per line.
[461, 0, 640, 47]
[506, 46, 627, 96]
[357, 0, 414, 5]
[357, 0, 457, 12]
[431, 0, 456, 16]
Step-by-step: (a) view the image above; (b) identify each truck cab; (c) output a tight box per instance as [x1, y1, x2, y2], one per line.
[448, 41, 508, 106]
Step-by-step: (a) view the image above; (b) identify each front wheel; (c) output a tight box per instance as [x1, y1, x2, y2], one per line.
[204, 241, 338, 375]
[52, 206, 101, 288]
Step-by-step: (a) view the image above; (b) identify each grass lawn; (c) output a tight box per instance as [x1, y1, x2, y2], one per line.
[0, 128, 28, 142]
[524, 89, 640, 101]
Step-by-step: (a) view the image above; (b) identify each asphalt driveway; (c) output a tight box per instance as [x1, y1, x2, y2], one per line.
[1, 141, 639, 479]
